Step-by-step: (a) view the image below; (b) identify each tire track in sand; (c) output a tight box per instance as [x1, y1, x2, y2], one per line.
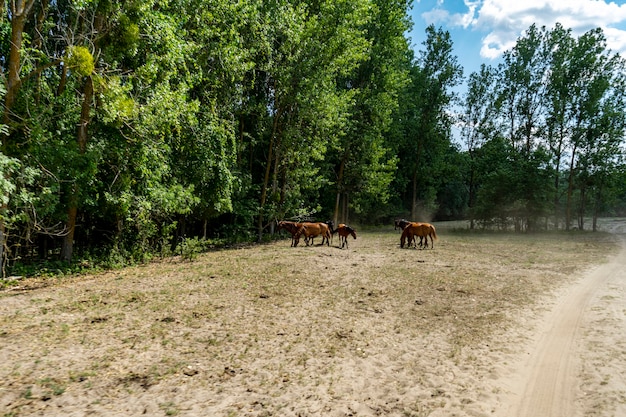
[504, 221, 626, 417]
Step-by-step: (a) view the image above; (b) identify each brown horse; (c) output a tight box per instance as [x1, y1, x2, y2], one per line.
[333, 224, 357, 249]
[277, 220, 304, 247]
[400, 222, 437, 249]
[420, 223, 437, 248]
[294, 222, 331, 247]
[394, 218, 425, 246]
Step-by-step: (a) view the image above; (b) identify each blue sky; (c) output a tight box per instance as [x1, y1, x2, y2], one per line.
[408, 0, 626, 80]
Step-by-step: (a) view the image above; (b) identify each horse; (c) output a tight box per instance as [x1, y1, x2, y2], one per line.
[393, 219, 434, 247]
[395, 218, 424, 246]
[400, 222, 438, 249]
[394, 218, 411, 231]
[277, 220, 304, 247]
[333, 224, 357, 249]
[419, 222, 437, 248]
[294, 222, 331, 247]
[325, 220, 335, 245]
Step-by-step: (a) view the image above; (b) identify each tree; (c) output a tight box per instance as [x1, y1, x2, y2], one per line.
[1, 0, 37, 274]
[398, 25, 463, 220]
[460, 64, 499, 228]
[544, 24, 576, 228]
[562, 28, 626, 230]
[330, 0, 412, 225]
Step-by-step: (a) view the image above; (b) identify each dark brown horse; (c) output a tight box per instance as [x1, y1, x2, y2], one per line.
[294, 222, 331, 247]
[277, 220, 303, 247]
[333, 224, 357, 249]
[394, 218, 411, 231]
[400, 222, 437, 249]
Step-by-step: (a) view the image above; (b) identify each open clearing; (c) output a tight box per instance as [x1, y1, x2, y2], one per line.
[1, 220, 625, 416]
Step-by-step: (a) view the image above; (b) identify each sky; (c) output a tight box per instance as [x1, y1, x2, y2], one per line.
[408, 0, 626, 79]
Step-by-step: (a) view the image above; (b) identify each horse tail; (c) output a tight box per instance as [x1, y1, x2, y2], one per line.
[430, 225, 438, 240]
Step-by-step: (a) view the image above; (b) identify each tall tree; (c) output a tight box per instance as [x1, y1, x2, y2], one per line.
[460, 64, 499, 228]
[544, 23, 577, 228]
[330, 0, 412, 224]
[1, 0, 36, 274]
[400, 24, 463, 220]
[562, 28, 625, 230]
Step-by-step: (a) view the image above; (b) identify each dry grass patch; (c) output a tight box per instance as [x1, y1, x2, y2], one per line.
[0, 225, 620, 416]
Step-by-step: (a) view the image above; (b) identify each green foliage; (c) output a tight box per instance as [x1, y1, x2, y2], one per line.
[96, 75, 137, 125]
[176, 237, 208, 261]
[65, 46, 95, 76]
[3, 0, 626, 275]
[0, 153, 19, 207]
[394, 24, 463, 219]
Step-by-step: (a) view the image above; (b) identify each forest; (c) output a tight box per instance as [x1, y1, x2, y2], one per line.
[1, 0, 626, 277]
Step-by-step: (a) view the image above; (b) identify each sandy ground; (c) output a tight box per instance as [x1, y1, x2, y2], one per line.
[1, 221, 625, 417]
[496, 220, 626, 417]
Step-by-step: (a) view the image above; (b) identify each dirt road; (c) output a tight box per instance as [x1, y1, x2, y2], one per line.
[498, 220, 626, 417]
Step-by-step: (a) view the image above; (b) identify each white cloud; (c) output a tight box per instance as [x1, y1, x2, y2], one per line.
[431, 0, 626, 59]
[604, 26, 626, 53]
[422, 8, 451, 25]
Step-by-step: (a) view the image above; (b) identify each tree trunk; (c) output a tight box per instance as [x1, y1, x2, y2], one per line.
[411, 136, 424, 220]
[32, 0, 50, 104]
[1, 0, 36, 276]
[564, 143, 578, 231]
[0, 224, 5, 278]
[551, 123, 567, 230]
[333, 157, 346, 225]
[268, 138, 281, 235]
[60, 76, 93, 262]
[3, 0, 37, 126]
[592, 181, 603, 232]
[468, 157, 476, 229]
[411, 169, 418, 220]
[258, 107, 281, 241]
[577, 185, 585, 231]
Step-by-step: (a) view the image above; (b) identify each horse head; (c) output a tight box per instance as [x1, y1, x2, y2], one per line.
[394, 218, 410, 230]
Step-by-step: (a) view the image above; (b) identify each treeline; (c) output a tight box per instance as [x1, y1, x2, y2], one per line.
[1, 1, 625, 275]
[459, 24, 626, 232]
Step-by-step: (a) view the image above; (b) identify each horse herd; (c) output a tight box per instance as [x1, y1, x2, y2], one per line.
[276, 218, 437, 249]
[277, 220, 357, 249]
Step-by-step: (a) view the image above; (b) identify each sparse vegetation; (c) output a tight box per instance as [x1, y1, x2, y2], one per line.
[0, 224, 621, 416]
